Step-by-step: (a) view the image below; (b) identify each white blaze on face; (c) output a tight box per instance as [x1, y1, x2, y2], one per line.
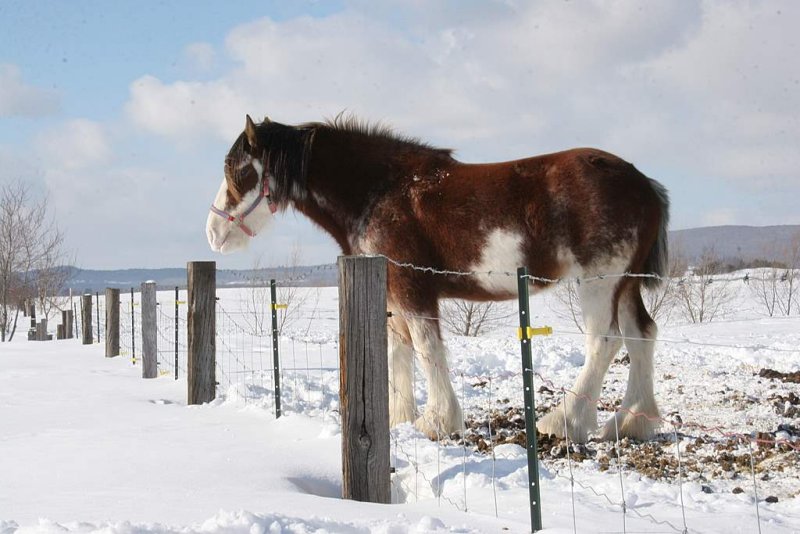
[470, 228, 525, 295]
[206, 157, 275, 254]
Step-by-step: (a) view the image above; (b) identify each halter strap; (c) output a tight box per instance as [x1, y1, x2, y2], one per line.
[209, 154, 277, 238]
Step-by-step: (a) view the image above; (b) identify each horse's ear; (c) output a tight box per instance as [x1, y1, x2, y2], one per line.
[245, 114, 259, 148]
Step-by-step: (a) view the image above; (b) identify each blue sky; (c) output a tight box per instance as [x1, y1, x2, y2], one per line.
[1, 1, 798, 269]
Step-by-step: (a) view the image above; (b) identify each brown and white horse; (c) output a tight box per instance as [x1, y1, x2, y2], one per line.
[207, 115, 670, 442]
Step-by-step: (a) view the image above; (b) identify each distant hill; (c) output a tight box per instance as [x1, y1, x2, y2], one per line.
[669, 225, 800, 263]
[66, 265, 337, 292]
[64, 225, 799, 291]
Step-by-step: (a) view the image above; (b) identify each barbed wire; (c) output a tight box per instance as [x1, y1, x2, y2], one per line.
[375, 253, 797, 287]
[227, 263, 338, 286]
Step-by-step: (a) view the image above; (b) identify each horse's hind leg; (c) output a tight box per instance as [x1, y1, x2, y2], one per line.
[405, 315, 462, 439]
[388, 310, 417, 426]
[600, 285, 660, 440]
[537, 279, 622, 443]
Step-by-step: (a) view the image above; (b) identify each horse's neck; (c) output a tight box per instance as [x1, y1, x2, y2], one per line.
[297, 134, 394, 252]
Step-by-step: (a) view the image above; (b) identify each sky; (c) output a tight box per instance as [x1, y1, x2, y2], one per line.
[0, 0, 798, 270]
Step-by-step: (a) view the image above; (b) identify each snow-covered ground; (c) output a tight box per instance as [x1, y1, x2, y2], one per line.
[1, 279, 799, 533]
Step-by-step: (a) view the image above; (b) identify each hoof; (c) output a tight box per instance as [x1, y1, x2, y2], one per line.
[536, 405, 595, 443]
[389, 387, 416, 428]
[389, 405, 417, 428]
[414, 405, 463, 440]
[599, 409, 660, 441]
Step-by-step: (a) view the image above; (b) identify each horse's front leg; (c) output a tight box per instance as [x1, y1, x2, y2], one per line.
[405, 314, 463, 439]
[388, 311, 417, 427]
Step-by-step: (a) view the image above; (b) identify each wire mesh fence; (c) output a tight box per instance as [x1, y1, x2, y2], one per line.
[60, 261, 800, 532]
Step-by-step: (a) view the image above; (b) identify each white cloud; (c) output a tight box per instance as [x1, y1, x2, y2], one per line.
[126, 75, 248, 141]
[116, 0, 799, 242]
[36, 119, 112, 171]
[184, 42, 216, 71]
[0, 64, 60, 117]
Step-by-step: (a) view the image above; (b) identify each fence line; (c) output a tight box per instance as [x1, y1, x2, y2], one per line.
[65, 266, 798, 533]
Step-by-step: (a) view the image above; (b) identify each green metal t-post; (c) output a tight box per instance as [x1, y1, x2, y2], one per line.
[270, 279, 282, 419]
[517, 266, 543, 532]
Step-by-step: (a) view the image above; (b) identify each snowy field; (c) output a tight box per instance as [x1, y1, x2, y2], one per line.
[1, 276, 799, 533]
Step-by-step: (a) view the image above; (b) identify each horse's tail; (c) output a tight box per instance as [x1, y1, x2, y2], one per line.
[641, 178, 670, 290]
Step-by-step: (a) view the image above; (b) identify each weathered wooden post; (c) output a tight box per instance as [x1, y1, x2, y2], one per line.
[57, 323, 65, 340]
[130, 287, 136, 365]
[68, 289, 74, 338]
[141, 281, 158, 378]
[29, 300, 36, 330]
[35, 319, 48, 341]
[95, 291, 101, 343]
[105, 288, 120, 357]
[81, 294, 93, 345]
[73, 304, 79, 339]
[187, 261, 215, 404]
[66, 309, 74, 339]
[174, 286, 180, 380]
[338, 255, 390, 504]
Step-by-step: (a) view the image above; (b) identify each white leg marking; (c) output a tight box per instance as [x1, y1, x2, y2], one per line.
[388, 314, 416, 426]
[537, 278, 622, 442]
[405, 316, 462, 439]
[601, 291, 660, 440]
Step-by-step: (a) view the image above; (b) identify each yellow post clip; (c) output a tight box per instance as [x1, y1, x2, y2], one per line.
[517, 326, 553, 340]
[272, 303, 288, 310]
[176, 300, 186, 305]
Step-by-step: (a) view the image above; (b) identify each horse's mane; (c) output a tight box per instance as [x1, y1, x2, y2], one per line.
[313, 112, 454, 159]
[240, 114, 454, 204]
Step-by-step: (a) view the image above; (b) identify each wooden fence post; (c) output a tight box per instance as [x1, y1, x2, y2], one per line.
[105, 288, 120, 358]
[188, 261, 215, 404]
[36, 319, 47, 341]
[81, 294, 93, 345]
[66, 309, 74, 339]
[57, 324, 65, 340]
[338, 255, 390, 504]
[95, 292, 100, 343]
[141, 281, 158, 378]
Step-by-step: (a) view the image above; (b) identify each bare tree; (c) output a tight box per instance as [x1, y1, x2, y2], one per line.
[245, 244, 310, 336]
[440, 299, 508, 337]
[0, 181, 68, 341]
[548, 279, 584, 333]
[643, 244, 688, 323]
[749, 233, 800, 317]
[780, 233, 800, 316]
[675, 248, 735, 323]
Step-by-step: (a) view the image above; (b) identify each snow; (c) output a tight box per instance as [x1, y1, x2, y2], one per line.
[1, 281, 799, 533]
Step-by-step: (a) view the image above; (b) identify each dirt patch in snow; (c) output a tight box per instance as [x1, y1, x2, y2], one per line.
[759, 368, 800, 384]
[455, 405, 800, 499]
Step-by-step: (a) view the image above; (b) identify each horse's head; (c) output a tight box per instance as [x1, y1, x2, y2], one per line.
[207, 115, 278, 254]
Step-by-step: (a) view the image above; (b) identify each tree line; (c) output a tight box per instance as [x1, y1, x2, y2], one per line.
[0, 181, 70, 342]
